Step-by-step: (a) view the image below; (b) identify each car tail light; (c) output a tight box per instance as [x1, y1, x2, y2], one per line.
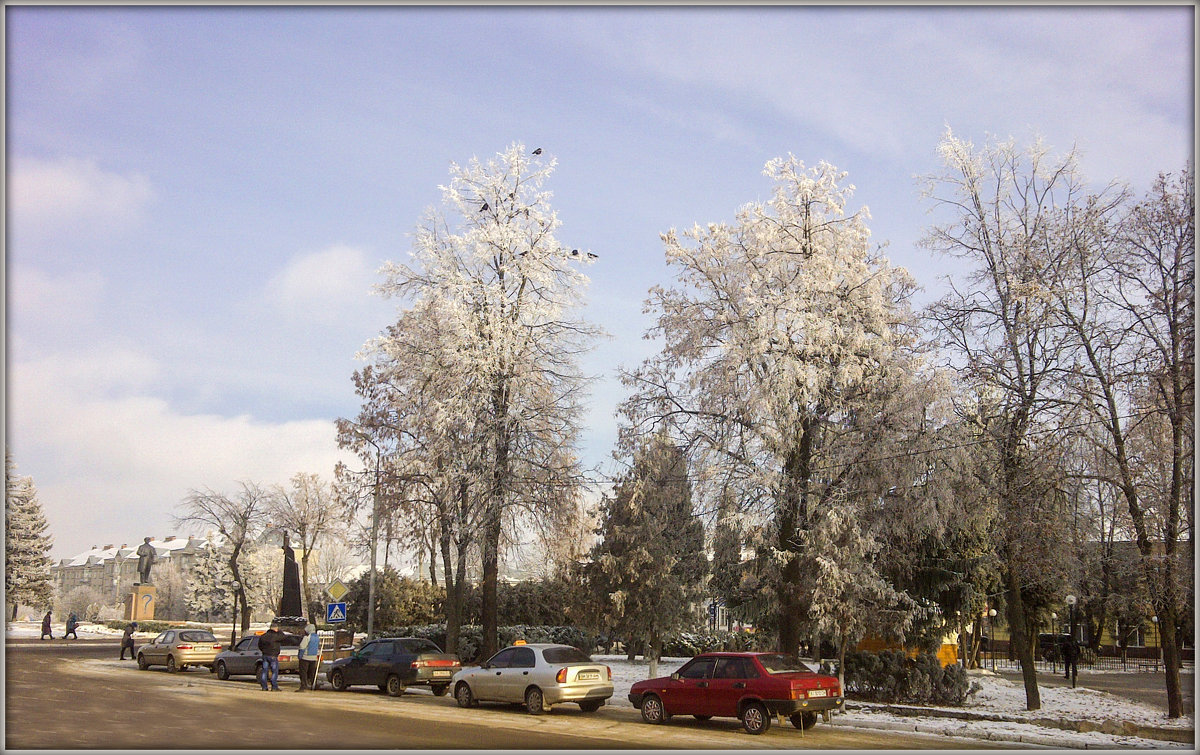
[790, 686, 803, 700]
[213, 645, 222, 650]
[176, 645, 193, 650]
[607, 666, 612, 681]
[556, 668, 567, 684]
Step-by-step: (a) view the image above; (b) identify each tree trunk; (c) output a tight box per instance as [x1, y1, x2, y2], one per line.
[1004, 568, 1041, 710]
[837, 630, 847, 710]
[648, 630, 660, 678]
[480, 506, 502, 660]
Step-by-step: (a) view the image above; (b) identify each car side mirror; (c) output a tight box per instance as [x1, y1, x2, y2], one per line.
[480, 662, 490, 670]
[670, 672, 680, 681]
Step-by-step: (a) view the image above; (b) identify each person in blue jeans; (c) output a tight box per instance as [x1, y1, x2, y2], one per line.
[257, 622, 285, 691]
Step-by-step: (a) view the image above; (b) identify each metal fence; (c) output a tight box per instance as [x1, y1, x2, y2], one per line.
[982, 654, 1192, 674]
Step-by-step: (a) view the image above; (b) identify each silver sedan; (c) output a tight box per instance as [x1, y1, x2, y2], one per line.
[451, 643, 613, 714]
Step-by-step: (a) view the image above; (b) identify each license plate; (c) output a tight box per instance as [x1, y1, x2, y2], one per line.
[433, 670, 451, 677]
[808, 689, 827, 698]
[577, 672, 600, 681]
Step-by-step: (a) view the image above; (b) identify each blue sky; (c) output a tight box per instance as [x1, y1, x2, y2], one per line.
[6, 5, 1193, 560]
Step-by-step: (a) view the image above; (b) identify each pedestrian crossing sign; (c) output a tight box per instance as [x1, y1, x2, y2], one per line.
[326, 602, 347, 623]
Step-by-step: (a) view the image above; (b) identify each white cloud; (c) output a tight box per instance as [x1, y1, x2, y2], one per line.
[264, 244, 377, 321]
[8, 155, 154, 237]
[8, 351, 353, 561]
[7, 265, 106, 336]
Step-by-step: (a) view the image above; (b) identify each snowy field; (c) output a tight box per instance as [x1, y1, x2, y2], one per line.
[10, 622, 1193, 748]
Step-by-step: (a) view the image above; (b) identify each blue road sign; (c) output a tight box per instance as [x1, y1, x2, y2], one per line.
[326, 602, 347, 623]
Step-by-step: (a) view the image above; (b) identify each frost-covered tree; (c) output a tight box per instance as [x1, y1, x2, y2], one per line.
[922, 130, 1095, 710]
[364, 143, 600, 657]
[622, 157, 922, 655]
[588, 434, 707, 677]
[5, 450, 54, 617]
[270, 472, 343, 625]
[175, 482, 271, 635]
[187, 543, 235, 623]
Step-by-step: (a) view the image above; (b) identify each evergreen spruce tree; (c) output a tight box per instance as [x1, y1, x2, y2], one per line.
[589, 433, 707, 676]
[5, 450, 54, 619]
[186, 544, 235, 622]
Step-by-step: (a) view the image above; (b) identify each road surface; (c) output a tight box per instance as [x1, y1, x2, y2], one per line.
[5, 639, 1011, 749]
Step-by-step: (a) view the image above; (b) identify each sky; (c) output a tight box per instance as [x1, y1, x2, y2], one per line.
[5, 4, 1194, 562]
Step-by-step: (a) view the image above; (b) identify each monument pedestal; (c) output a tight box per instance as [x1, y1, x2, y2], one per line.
[124, 584, 157, 621]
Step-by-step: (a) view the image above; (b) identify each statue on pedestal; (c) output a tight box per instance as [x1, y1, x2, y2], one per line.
[278, 532, 304, 619]
[136, 537, 156, 585]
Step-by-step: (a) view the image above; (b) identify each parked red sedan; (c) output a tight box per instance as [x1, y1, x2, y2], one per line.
[628, 652, 843, 735]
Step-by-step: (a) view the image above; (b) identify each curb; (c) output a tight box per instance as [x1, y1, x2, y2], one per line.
[846, 702, 1194, 745]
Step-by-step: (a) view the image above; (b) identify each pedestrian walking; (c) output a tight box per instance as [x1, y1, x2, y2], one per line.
[40, 611, 54, 640]
[1061, 636, 1080, 687]
[258, 622, 285, 691]
[296, 624, 321, 692]
[64, 613, 79, 639]
[120, 622, 138, 659]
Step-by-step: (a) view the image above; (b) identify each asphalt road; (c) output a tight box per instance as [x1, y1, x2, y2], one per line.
[5, 639, 1008, 750]
[997, 668, 1195, 715]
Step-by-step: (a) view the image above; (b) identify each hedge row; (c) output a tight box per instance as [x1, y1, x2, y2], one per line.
[105, 620, 214, 635]
[825, 650, 976, 706]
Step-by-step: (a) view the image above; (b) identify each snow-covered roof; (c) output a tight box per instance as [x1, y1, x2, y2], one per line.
[57, 534, 218, 567]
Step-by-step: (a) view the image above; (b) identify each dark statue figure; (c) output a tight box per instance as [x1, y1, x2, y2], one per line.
[278, 532, 303, 618]
[136, 537, 156, 585]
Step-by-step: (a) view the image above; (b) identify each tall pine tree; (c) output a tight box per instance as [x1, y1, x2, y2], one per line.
[589, 433, 707, 676]
[5, 450, 54, 619]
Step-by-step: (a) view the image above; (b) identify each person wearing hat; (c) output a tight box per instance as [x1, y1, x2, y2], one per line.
[120, 622, 138, 659]
[297, 623, 321, 692]
[258, 622, 285, 691]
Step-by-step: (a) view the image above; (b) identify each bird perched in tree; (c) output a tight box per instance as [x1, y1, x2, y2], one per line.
[532, 147, 542, 155]
[480, 201, 489, 211]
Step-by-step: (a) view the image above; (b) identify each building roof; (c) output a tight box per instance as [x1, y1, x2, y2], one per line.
[56, 534, 220, 568]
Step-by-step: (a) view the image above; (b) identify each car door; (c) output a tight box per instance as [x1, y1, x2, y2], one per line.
[345, 641, 384, 686]
[232, 636, 259, 675]
[496, 647, 537, 702]
[707, 656, 757, 717]
[365, 641, 396, 686]
[149, 632, 173, 664]
[473, 648, 516, 701]
[664, 657, 716, 715]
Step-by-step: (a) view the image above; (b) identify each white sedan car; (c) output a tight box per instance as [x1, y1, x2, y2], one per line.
[452, 642, 613, 714]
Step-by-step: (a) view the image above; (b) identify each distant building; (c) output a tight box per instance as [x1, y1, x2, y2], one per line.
[50, 534, 219, 604]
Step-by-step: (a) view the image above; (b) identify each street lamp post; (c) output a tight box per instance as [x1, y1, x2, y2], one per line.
[352, 429, 383, 641]
[1151, 616, 1160, 671]
[988, 608, 998, 671]
[1066, 594, 1077, 643]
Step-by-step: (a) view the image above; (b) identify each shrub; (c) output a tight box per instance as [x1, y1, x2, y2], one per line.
[105, 620, 214, 635]
[837, 650, 973, 706]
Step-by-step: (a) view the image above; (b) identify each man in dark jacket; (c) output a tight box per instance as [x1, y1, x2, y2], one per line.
[1061, 636, 1080, 687]
[120, 623, 138, 659]
[258, 622, 285, 691]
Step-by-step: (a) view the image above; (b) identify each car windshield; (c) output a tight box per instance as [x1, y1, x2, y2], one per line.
[542, 646, 591, 664]
[179, 631, 216, 643]
[757, 654, 812, 674]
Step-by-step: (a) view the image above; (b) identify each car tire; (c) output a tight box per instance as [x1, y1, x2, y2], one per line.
[136, 653, 149, 670]
[579, 700, 603, 713]
[430, 683, 450, 697]
[330, 669, 347, 692]
[166, 655, 178, 673]
[524, 687, 545, 715]
[386, 674, 406, 697]
[215, 660, 230, 680]
[454, 682, 477, 708]
[640, 694, 667, 725]
[790, 711, 819, 730]
[740, 701, 770, 735]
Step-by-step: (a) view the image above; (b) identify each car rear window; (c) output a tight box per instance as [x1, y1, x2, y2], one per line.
[179, 631, 216, 643]
[757, 654, 812, 673]
[542, 646, 591, 664]
[400, 639, 442, 654]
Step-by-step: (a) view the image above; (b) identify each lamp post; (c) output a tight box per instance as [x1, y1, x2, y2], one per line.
[988, 608, 998, 671]
[1066, 595, 1077, 643]
[352, 430, 382, 641]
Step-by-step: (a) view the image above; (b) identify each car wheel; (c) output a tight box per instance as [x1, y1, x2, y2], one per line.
[740, 701, 770, 735]
[386, 674, 406, 697]
[524, 687, 545, 715]
[136, 653, 149, 670]
[215, 661, 230, 680]
[330, 669, 347, 692]
[640, 694, 667, 725]
[579, 700, 603, 713]
[430, 683, 450, 697]
[166, 655, 178, 673]
[454, 682, 477, 708]
[693, 714, 712, 721]
[790, 711, 819, 730]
